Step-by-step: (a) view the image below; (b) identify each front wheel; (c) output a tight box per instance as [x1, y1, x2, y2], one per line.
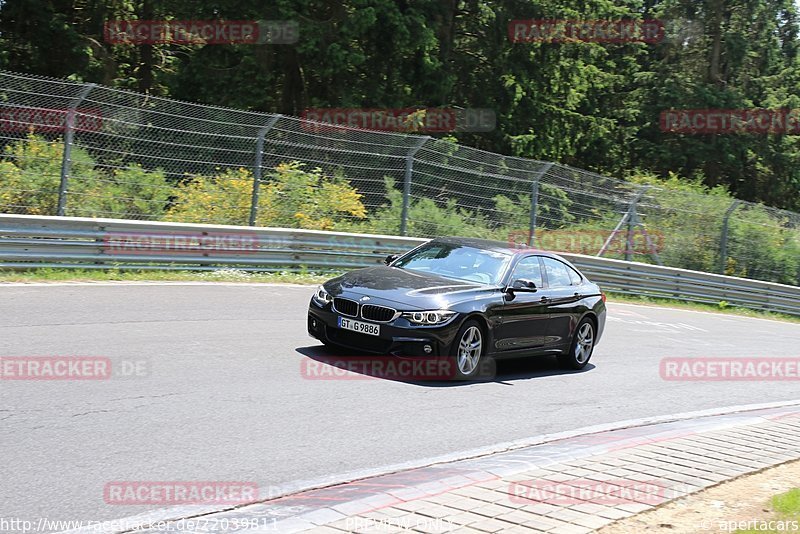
[450, 320, 488, 380]
[558, 318, 595, 370]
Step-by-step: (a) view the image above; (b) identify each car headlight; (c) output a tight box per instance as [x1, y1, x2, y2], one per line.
[312, 285, 332, 306]
[402, 310, 456, 325]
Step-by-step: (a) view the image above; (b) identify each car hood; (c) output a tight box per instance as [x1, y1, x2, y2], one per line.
[325, 266, 499, 309]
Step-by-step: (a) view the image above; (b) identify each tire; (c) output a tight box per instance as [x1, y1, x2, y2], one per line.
[558, 317, 595, 370]
[449, 319, 490, 380]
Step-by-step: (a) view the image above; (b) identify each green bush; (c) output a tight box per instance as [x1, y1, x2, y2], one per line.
[628, 172, 799, 285]
[0, 134, 94, 215]
[0, 134, 169, 218]
[727, 205, 800, 285]
[492, 185, 574, 231]
[73, 165, 170, 219]
[342, 177, 495, 238]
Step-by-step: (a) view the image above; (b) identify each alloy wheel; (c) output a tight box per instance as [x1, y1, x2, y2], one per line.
[457, 326, 482, 375]
[574, 322, 594, 364]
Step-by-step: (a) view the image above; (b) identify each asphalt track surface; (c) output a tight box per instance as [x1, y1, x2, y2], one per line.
[1, 283, 797, 527]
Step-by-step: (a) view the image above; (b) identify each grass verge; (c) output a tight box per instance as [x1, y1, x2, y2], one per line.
[0, 267, 333, 285]
[735, 488, 800, 533]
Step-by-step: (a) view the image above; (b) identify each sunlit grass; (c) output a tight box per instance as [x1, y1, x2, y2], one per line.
[772, 488, 800, 515]
[0, 267, 335, 285]
[734, 488, 800, 533]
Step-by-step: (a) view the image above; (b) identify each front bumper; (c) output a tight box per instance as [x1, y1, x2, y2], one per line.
[307, 299, 461, 357]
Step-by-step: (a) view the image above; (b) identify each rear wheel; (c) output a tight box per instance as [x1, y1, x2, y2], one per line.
[558, 318, 595, 370]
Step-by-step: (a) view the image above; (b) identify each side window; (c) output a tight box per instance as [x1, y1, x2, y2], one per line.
[510, 256, 543, 288]
[567, 265, 583, 286]
[542, 257, 572, 288]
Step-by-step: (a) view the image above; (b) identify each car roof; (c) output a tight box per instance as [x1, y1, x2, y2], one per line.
[431, 236, 563, 259]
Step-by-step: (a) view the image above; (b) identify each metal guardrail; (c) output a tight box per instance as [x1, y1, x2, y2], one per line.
[557, 253, 800, 317]
[1, 214, 798, 317]
[0, 214, 424, 272]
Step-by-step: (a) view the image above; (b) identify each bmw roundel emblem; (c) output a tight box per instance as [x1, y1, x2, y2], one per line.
[360, 296, 370, 301]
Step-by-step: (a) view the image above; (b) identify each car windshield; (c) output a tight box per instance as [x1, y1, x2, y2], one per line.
[393, 242, 511, 285]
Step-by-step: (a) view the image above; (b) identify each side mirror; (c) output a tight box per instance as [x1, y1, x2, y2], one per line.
[384, 254, 399, 265]
[510, 278, 538, 292]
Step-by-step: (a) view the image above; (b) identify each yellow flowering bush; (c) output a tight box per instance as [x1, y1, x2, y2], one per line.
[166, 162, 366, 229]
[164, 168, 254, 225]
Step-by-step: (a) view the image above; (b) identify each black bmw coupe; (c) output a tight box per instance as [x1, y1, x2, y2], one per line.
[308, 237, 606, 379]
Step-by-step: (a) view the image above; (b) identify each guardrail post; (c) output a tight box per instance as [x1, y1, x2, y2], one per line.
[528, 162, 554, 246]
[57, 83, 96, 216]
[249, 114, 282, 227]
[400, 136, 430, 236]
[719, 200, 741, 274]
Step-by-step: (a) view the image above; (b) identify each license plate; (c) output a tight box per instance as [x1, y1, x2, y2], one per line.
[338, 316, 380, 336]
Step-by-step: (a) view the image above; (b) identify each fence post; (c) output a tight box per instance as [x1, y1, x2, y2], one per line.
[600, 186, 649, 259]
[400, 136, 430, 236]
[57, 83, 96, 216]
[249, 114, 282, 226]
[528, 162, 554, 246]
[624, 187, 648, 262]
[719, 200, 741, 274]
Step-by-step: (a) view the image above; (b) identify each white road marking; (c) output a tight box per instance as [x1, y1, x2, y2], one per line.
[606, 316, 708, 332]
[610, 301, 799, 326]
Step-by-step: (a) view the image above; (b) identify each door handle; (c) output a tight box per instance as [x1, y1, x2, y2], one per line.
[540, 296, 550, 303]
[574, 292, 582, 299]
